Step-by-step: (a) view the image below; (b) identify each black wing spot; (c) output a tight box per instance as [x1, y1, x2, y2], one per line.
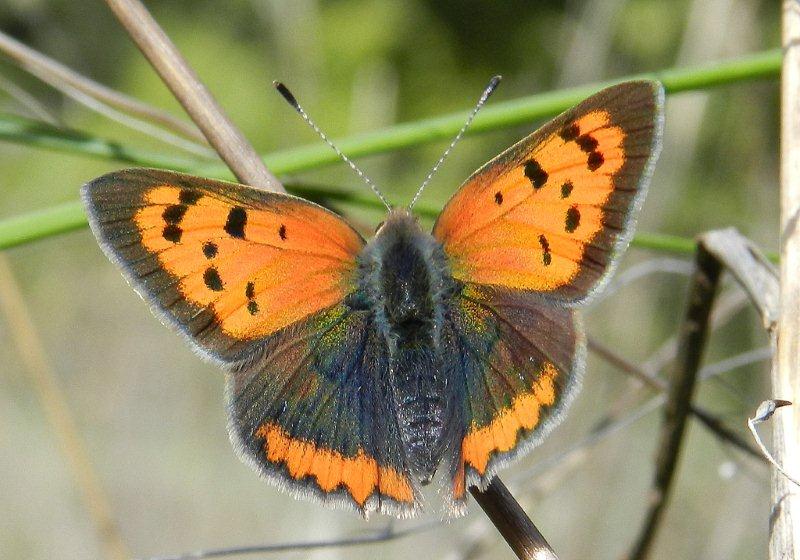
[179, 189, 203, 205]
[494, 191, 503, 205]
[524, 159, 548, 189]
[279, 224, 287, 240]
[162, 204, 187, 224]
[587, 151, 604, 171]
[245, 281, 258, 315]
[202, 241, 218, 259]
[203, 267, 224, 291]
[565, 206, 581, 233]
[162, 224, 182, 243]
[539, 234, 552, 266]
[559, 122, 580, 142]
[576, 134, 599, 153]
[561, 181, 573, 199]
[225, 207, 247, 238]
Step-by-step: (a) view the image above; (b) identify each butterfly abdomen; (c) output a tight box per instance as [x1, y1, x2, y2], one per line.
[356, 209, 458, 482]
[391, 346, 450, 483]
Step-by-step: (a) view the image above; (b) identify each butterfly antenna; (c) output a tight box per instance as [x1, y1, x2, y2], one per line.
[274, 81, 392, 211]
[408, 75, 502, 210]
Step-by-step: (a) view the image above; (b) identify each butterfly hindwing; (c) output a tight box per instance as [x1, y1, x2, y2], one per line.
[442, 286, 583, 506]
[228, 304, 420, 517]
[433, 80, 665, 303]
[82, 168, 364, 363]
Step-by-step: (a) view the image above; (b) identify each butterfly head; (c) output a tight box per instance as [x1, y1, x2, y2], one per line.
[356, 208, 454, 349]
[373, 207, 418, 237]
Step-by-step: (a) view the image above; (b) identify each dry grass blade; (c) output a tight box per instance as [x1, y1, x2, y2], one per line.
[143, 521, 440, 560]
[772, 3, 800, 557]
[700, 228, 779, 329]
[0, 256, 129, 560]
[0, 28, 203, 143]
[642, 288, 749, 375]
[0, 73, 60, 125]
[588, 337, 765, 461]
[56, 81, 216, 157]
[748, 400, 800, 487]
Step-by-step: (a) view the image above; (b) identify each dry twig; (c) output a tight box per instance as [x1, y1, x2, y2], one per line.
[626, 243, 723, 560]
[104, 0, 283, 192]
[469, 478, 558, 560]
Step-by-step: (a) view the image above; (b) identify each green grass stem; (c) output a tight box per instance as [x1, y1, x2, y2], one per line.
[0, 49, 781, 253]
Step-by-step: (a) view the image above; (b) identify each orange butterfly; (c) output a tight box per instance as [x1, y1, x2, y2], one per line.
[82, 79, 664, 517]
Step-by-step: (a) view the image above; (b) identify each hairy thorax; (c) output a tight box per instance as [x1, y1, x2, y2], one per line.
[353, 209, 458, 482]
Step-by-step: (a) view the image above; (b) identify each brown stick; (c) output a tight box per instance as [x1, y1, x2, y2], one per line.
[773, 2, 800, 557]
[103, 0, 283, 192]
[588, 337, 765, 462]
[470, 478, 558, 560]
[625, 243, 722, 560]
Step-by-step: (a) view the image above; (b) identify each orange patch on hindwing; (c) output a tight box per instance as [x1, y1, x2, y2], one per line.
[460, 362, 559, 477]
[255, 423, 415, 506]
[133, 185, 361, 340]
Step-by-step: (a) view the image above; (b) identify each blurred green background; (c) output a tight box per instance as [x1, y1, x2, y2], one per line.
[0, 1, 780, 559]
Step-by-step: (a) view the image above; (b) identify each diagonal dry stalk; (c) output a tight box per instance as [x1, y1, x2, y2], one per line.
[104, 0, 282, 193]
[0, 256, 129, 560]
[469, 479, 558, 560]
[0, 29, 204, 144]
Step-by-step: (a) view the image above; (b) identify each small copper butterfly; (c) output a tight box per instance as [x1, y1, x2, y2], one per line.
[82, 79, 664, 518]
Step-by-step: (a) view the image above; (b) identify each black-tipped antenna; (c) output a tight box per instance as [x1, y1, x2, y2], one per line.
[274, 81, 392, 210]
[408, 75, 502, 209]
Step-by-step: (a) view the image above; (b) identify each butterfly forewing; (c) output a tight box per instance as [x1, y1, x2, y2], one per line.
[82, 168, 363, 363]
[433, 80, 665, 303]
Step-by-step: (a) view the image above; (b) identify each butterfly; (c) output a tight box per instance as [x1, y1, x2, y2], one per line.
[82, 79, 664, 518]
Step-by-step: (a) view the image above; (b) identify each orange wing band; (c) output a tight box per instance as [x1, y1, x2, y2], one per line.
[255, 423, 415, 506]
[454, 362, 559, 498]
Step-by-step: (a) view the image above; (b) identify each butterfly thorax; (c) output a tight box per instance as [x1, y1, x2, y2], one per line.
[354, 208, 458, 482]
